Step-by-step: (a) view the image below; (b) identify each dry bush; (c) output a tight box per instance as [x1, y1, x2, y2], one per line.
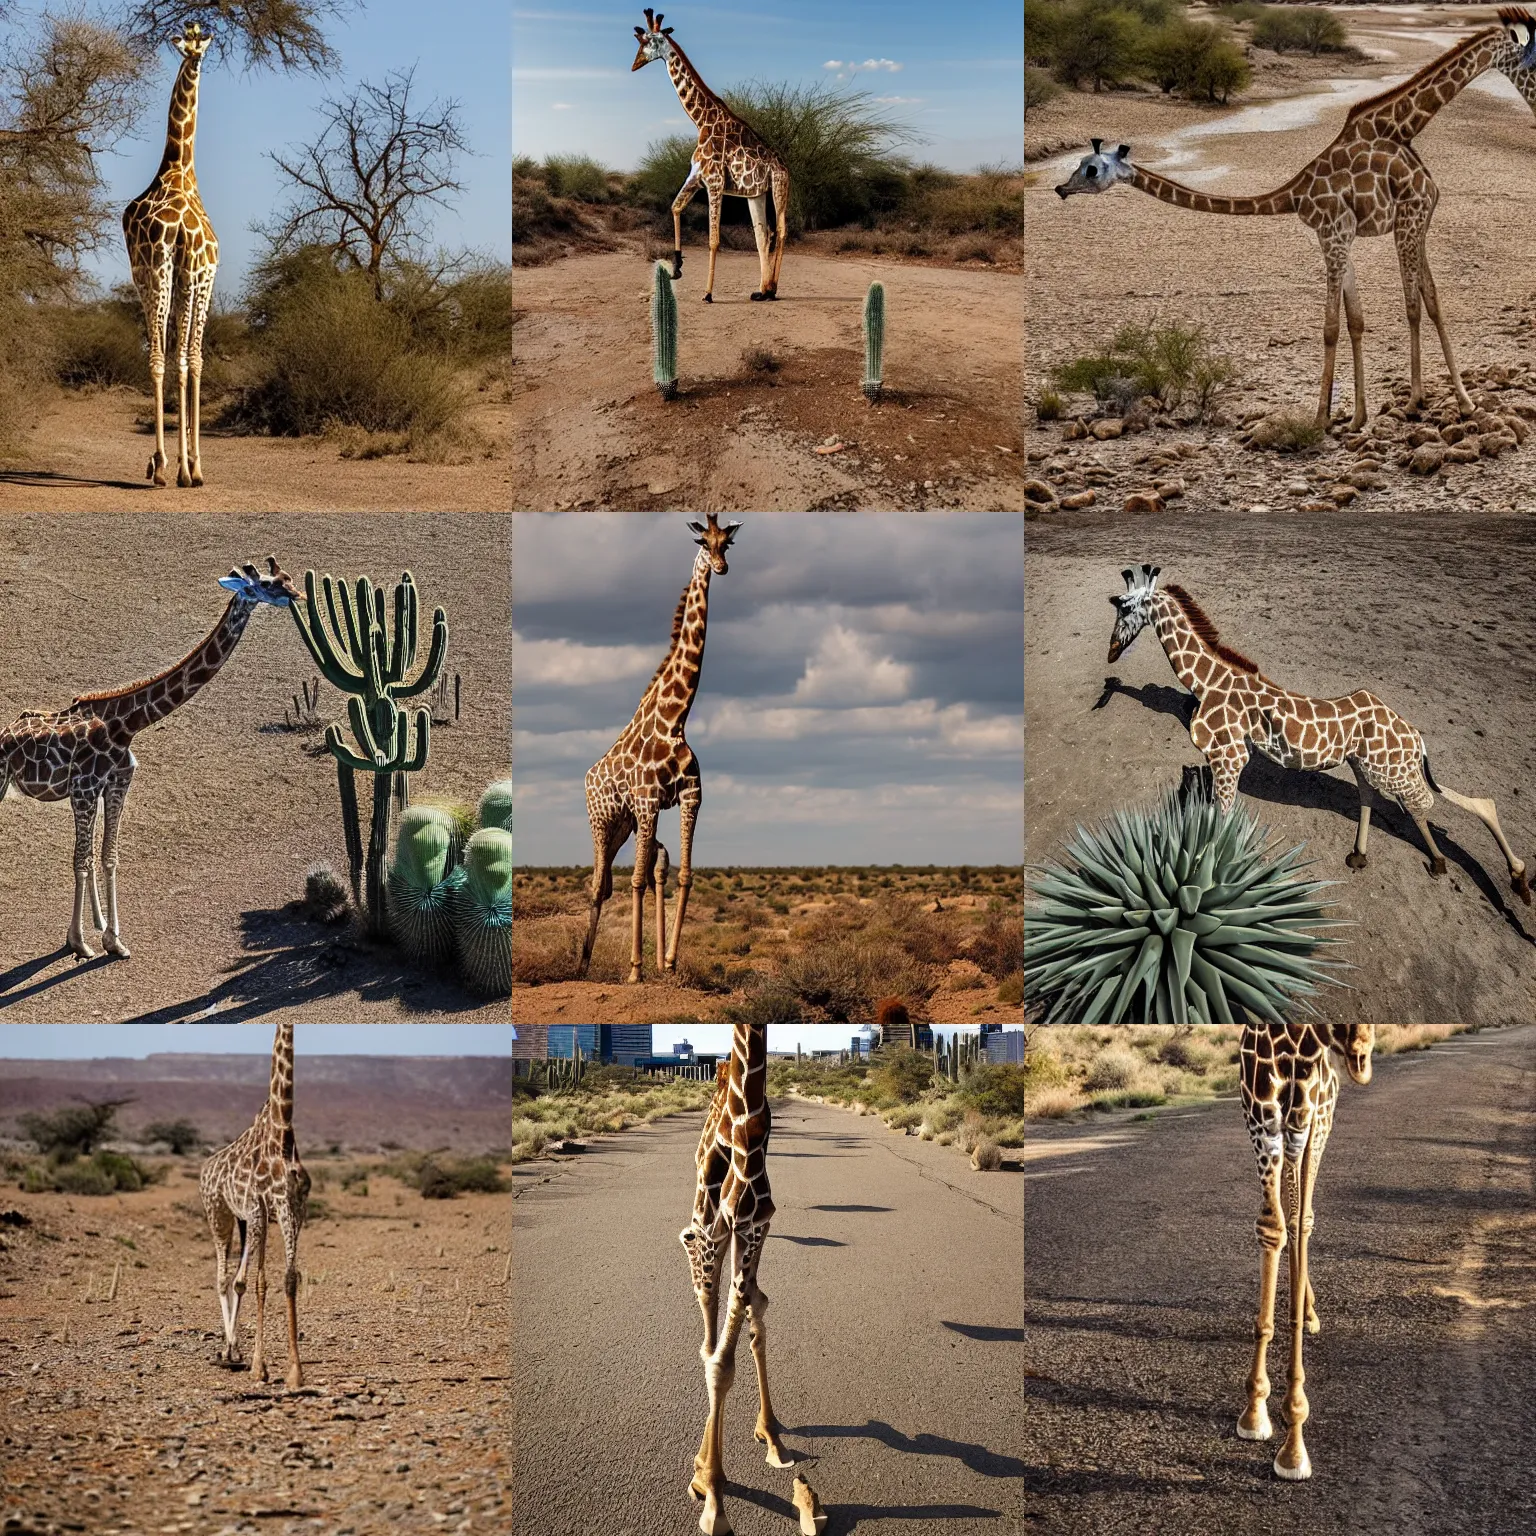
[971, 1139, 1003, 1172]
[778, 936, 938, 1023]
[1083, 1046, 1144, 1094]
[968, 912, 1024, 982]
[1029, 1087, 1081, 1119]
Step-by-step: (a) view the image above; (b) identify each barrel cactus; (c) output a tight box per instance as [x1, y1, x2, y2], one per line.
[453, 827, 511, 997]
[386, 805, 463, 967]
[478, 779, 512, 831]
[653, 261, 679, 401]
[1026, 790, 1347, 1024]
[862, 280, 885, 403]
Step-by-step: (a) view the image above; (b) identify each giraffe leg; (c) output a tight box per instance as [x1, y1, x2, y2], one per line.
[577, 819, 622, 980]
[672, 168, 702, 280]
[274, 1199, 304, 1389]
[98, 764, 133, 958]
[207, 1199, 239, 1362]
[67, 789, 101, 959]
[188, 273, 214, 485]
[1434, 782, 1532, 904]
[1315, 243, 1347, 429]
[1346, 759, 1374, 870]
[666, 782, 700, 972]
[1408, 809, 1449, 880]
[742, 1227, 793, 1468]
[1395, 230, 1425, 415]
[1239, 1146, 1284, 1442]
[630, 812, 657, 984]
[1340, 262, 1367, 430]
[695, 1229, 754, 1536]
[654, 844, 667, 975]
[766, 167, 789, 297]
[746, 194, 771, 298]
[704, 186, 721, 303]
[249, 1218, 269, 1384]
[137, 258, 172, 486]
[174, 282, 194, 487]
[682, 1222, 727, 1503]
[1274, 1142, 1315, 1480]
[1419, 246, 1473, 416]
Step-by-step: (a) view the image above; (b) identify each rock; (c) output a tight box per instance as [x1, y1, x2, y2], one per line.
[1479, 431, 1517, 458]
[1122, 411, 1152, 434]
[1341, 469, 1385, 490]
[1446, 443, 1481, 464]
[1502, 414, 1529, 444]
[1024, 479, 1055, 504]
[1441, 422, 1472, 445]
[1090, 419, 1124, 440]
[1285, 479, 1311, 497]
[1155, 479, 1186, 500]
[1060, 489, 1097, 509]
[1297, 499, 1333, 513]
[1329, 484, 1359, 506]
[1063, 419, 1089, 440]
[1408, 443, 1447, 475]
[1408, 425, 1442, 447]
[1123, 491, 1164, 514]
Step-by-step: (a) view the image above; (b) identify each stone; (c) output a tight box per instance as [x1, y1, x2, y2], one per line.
[1155, 479, 1186, 500]
[1502, 414, 1529, 444]
[1440, 422, 1471, 445]
[1329, 484, 1359, 506]
[1062, 419, 1088, 440]
[1408, 443, 1447, 475]
[1446, 443, 1481, 464]
[1090, 419, 1124, 440]
[1299, 499, 1335, 513]
[1479, 431, 1517, 458]
[1024, 479, 1055, 505]
[1123, 491, 1164, 514]
[1408, 425, 1442, 448]
[1060, 490, 1097, 509]
[1285, 479, 1311, 497]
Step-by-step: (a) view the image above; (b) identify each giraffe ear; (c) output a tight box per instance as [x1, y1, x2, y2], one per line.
[687, 520, 707, 535]
[1121, 566, 1136, 589]
[1116, 145, 1131, 159]
[662, 26, 674, 35]
[635, 25, 645, 37]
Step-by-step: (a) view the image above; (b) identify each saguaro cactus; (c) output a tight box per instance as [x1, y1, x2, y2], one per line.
[288, 568, 449, 937]
[653, 261, 679, 401]
[862, 280, 885, 403]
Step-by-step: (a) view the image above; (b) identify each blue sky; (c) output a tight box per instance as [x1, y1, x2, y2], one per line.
[56, 0, 510, 292]
[0, 1026, 510, 1060]
[513, 1, 1024, 172]
[512, 512, 1024, 866]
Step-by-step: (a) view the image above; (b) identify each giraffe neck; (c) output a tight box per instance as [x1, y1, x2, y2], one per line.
[75, 594, 257, 738]
[267, 1022, 295, 1130]
[1148, 591, 1254, 698]
[1129, 165, 1298, 217]
[728, 1016, 768, 1139]
[1346, 26, 1516, 141]
[639, 549, 712, 732]
[662, 38, 726, 133]
[156, 53, 203, 180]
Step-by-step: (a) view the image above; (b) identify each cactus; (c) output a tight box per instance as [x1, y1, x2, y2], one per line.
[862, 281, 885, 403]
[478, 780, 512, 832]
[653, 261, 679, 401]
[1026, 788, 1347, 1024]
[288, 568, 448, 936]
[453, 827, 511, 997]
[386, 805, 464, 967]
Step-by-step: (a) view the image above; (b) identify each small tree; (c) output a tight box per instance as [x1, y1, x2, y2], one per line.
[141, 1118, 201, 1153]
[264, 66, 471, 300]
[18, 1098, 133, 1158]
[124, 0, 348, 72]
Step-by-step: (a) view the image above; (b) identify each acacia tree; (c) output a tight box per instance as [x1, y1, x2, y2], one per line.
[263, 66, 471, 299]
[125, 0, 351, 72]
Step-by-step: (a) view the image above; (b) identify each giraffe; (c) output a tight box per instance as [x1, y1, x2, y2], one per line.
[632, 8, 790, 302]
[577, 514, 739, 984]
[122, 21, 220, 488]
[0, 559, 299, 960]
[1054, 9, 1536, 428]
[1104, 564, 1531, 903]
[199, 1021, 311, 1389]
[1232, 1013, 1376, 1478]
[681, 1028, 824, 1536]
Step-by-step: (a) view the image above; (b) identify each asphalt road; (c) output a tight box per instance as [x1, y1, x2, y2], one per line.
[1025, 1025, 1536, 1535]
[512, 1099, 1023, 1536]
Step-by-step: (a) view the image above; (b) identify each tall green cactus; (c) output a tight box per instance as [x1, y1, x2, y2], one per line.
[288, 569, 448, 937]
[653, 261, 679, 401]
[862, 280, 885, 403]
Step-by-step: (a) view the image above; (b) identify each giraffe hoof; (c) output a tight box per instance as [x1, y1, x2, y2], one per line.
[177, 470, 192, 488]
[1345, 852, 1368, 870]
[1513, 870, 1532, 905]
[793, 1476, 828, 1535]
[103, 934, 130, 959]
[152, 474, 167, 488]
[1236, 1406, 1272, 1441]
[703, 293, 713, 303]
[68, 938, 98, 961]
[1429, 856, 1447, 878]
[698, 1509, 731, 1536]
[764, 1444, 794, 1469]
[286, 1366, 304, 1390]
[750, 290, 765, 301]
[1273, 1447, 1312, 1482]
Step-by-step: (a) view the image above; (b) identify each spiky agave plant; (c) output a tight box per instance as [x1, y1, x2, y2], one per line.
[1026, 790, 1348, 1024]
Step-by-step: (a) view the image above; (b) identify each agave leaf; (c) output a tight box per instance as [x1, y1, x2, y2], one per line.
[1170, 924, 1196, 998]
[1202, 948, 1290, 1020]
[1151, 906, 1178, 937]
[1176, 883, 1203, 918]
[1188, 951, 1237, 1024]
[1108, 932, 1164, 1022]
[1183, 911, 1224, 937]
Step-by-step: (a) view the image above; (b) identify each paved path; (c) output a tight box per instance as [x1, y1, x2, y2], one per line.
[513, 1098, 1023, 1535]
[1026, 1025, 1536, 1534]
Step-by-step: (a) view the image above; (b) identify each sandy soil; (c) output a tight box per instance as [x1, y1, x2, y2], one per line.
[0, 513, 511, 1023]
[0, 389, 512, 514]
[510, 249, 1024, 510]
[1027, 507, 1536, 1025]
[1027, 7, 1536, 518]
[0, 1167, 508, 1536]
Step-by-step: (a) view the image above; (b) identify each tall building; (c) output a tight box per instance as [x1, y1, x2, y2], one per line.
[539, 1026, 654, 1066]
[987, 1029, 1025, 1064]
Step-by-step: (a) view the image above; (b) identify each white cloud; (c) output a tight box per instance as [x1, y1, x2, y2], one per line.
[697, 697, 1020, 755]
[875, 95, 922, 105]
[513, 633, 654, 688]
[824, 57, 903, 82]
[551, 102, 574, 110]
[823, 59, 844, 69]
[792, 625, 911, 705]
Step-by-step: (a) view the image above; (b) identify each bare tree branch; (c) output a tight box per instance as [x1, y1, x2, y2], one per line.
[261, 66, 471, 298]
[124, 0, 354, 75]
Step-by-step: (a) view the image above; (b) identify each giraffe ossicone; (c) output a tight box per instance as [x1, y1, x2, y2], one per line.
[579, 514, 739, 984]
[199, 1022, 311, 1389]
[631, 8, 790, 302]
[123, 20, 220, 488]
[1105, 562, 1531, 904]
[1058, 9, 1536, 428]
[0, 558, 299, 961]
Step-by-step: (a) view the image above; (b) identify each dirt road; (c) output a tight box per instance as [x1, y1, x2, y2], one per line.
[1025, 1023, 1536, 1534]
[511, 249, 1024, 511]
[0, 389, 512, 513]
[0, 1166, 510, 1535]
[0, 512, 511, 1023]
[512, 1098, 1022, 1535]
[1026, 506, 1536, 1023]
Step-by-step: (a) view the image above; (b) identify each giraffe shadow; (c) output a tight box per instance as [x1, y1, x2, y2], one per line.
[941, 1322, 1025, 1342]
[0, 469, 148, 492]
[1027, 1372, 1226, 1425]
[769, 1233, 846, 1247]
[788, 1419, 1025, 1480]
[0, 946, 115, 1008]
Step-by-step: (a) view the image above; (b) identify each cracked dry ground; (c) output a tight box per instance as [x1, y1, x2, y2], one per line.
[0, 1171, 508, 1536]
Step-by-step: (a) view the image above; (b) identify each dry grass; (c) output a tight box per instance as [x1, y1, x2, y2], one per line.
[511, 1072, 715, 1163]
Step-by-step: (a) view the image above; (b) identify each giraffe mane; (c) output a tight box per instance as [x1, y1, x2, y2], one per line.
[1163, 584, 1262, 675]
[70, 589, 241, 707]
[641, 587, 692, 695]
[1344, 23, 1502, 123]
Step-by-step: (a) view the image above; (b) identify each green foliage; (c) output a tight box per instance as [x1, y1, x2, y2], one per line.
[453, 828, 512, 997]
[1054, 317, 1236, 418]
[541, 155, 612, 202]
[956, 1064, 1028, 1118]
[998, 970, 1025, 1006]
[969, 913, 1025, 983]
[652, 261, 678, 398]
[874, 1048, 936, 1104]
[1035, 387, 1065, 422]
[417, 1156, 507, 1198]
[1144, 18, 1250, 102]
[1026, 789, 1347, 1024]
[478, 780, 513, 832]
[1251, 7, 1349, 55]
[1025, 65, 1065, 115]
[1036, 1, 1151, 92]
[1249, 410, 1325, 452]
[48, 294, 144, 388]
[19, 1100, 128, 1158]
[24, 1148, 154, 1195]
[386, 804, 463, 967]
[141, 1119, 200, 1154]
[720, 990, 811, 1025]
[862, 280, 885, 400]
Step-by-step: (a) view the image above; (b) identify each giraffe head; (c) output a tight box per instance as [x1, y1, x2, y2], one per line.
[1499, 7, 1536, 67]
[1330, 1020, 1374, 1085]
[171, 21, 212, 62]
[217, 556, 301, 610]
[632, 7, 677, 70]
[687, 513, 741, 574]
[1106, 563, 1160, 662]
[1056, 141, 1133, 200]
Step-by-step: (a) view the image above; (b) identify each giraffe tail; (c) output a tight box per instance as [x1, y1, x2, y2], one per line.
[1422, 754, 1441, 794]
